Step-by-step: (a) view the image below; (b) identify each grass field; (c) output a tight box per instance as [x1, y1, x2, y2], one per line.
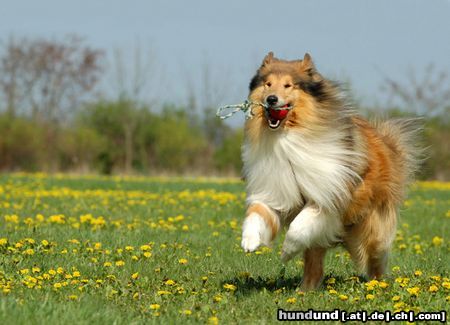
[0, 173, 448, 324]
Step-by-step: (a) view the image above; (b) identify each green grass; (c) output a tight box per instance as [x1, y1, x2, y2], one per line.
[0, 174, 449, 324]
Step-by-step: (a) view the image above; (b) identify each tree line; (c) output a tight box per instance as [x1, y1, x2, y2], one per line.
[0, 36, 448, 179]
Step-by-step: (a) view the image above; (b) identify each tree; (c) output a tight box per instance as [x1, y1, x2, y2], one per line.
[0, 35, 104, 122]
[382, 64, 450, 118]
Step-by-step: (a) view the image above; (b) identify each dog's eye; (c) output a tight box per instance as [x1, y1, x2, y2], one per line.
[265, 82, 272, 87]
[284, 84, 292, 88]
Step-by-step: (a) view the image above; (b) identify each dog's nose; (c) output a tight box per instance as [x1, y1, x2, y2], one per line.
[266, 95, 278, 106]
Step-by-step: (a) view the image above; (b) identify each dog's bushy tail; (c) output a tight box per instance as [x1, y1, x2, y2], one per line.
[377, 118, 424, 184]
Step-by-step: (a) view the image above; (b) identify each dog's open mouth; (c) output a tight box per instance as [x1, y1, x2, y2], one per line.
[267, 104, 292, 129]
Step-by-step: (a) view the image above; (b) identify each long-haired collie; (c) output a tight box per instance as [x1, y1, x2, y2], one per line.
[241, 52, 421, 290]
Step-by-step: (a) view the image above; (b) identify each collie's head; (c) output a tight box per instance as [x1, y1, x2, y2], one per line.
[247, 52, 347, 136]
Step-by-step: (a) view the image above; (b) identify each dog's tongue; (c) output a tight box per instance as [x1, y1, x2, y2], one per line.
[269, 108, 289, 120]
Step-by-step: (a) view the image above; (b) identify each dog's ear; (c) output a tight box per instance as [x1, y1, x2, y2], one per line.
[301, 53, 315, 71]
[261, 52, 274, 67]
[300, 53, 322, 81]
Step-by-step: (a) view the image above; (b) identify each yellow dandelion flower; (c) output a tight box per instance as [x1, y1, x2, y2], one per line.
[428, 285, 439, 293]
[208, 316, 219, 325]
[432, 236, 443, 246]
[442, 282, 450, 289]
[140, 245, 151, 251]
[103, 262, 112, 267]
[0, 238, 7, 245]
[213, 295, 222, 302]
[182, 310, 192, 315]
[339, 295, 348, 301]
[407, 287, 420, 296]
[394, 302, 405, 309]
[53, 283, 62, 289]
[165, 279, 176, 286]
[131, 272, 139, 280]
[392, 295, 401, 302]
[125, 246, 134, 251]
[366, 294, 375, 300]
[379, 281, 389, 288]
[328, 289, 337, 295]
[414, 270, 423, 277]
[286, 297, 296, 304]
[326, 278, 336, 284]
[150, 304, 160, 310]
[115, 260, 125, 267]
[223, 283, 237, 291]
[23, 248, 34, 255]
[143, 252, 152, 258]
[178, 258, 188, 265]
[157, 290, 172, 296]
[68, 295, 78, 300]
[392, 266, 400, 272]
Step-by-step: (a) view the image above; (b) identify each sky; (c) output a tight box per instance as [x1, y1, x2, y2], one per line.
[1, 0, 450, 119]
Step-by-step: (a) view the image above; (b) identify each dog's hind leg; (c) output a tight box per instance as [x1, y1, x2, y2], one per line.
[344, 206, 397, 279]
[241, 202, 280, 252]
[301, 247, 327, 291]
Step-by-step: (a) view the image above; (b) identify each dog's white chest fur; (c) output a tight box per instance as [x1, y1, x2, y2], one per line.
[243, 129, 358, 213]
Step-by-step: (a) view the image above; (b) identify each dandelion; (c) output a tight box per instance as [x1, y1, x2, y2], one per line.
[150, 304, 160, 310]
[432, 236, 443, 246]
[392, 295, 401, 302]
[0, 238, 7, 245]
[140, 245, 151, 251]
[339, 294, 348, 301]
[103, 262, 112, 267]
[407, 287, 420, 296]
[157, 290, 172, 296]
[213, 295, 222, 302]
[428, 285, 439, 293]
[208, 316, 219, 325]
[328, 289, 337, 295]
[23, 248, 34, 255]
[379, 281, 389, 289]
[223, 283, 237, 292]
[181, 310, 192, 315]
[68, 295, 78, 300]
[143, 252, 152, 258]
[442, 282, 450, 289]
[392, 266, 400, 272]
[54, 283, 62, 289]
[178, 258, 188, 265]
[115, 260, 125, 267]
[286, 297, 296, 304]
[366, 294, 375, 300]
[131, 272, 139, 280]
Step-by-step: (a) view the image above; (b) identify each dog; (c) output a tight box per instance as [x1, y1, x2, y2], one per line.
[240, 52, 421, 290]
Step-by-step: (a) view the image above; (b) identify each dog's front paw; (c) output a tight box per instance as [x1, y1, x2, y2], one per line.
[241, 231, 261, 252]
[281, 231, 304, 263]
